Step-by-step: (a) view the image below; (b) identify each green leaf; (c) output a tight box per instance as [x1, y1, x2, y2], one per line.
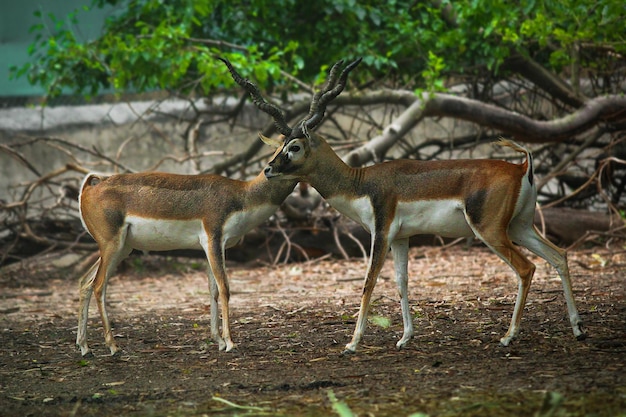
[327, 391, 355, 417]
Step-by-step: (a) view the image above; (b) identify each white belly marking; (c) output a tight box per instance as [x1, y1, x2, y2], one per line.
[125, 216, 204, 251]
[393, 199, 473, 239]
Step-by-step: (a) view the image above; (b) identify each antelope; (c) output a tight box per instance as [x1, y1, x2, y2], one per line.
[75, 57, 346, 357]
[229, 58, 585, 354]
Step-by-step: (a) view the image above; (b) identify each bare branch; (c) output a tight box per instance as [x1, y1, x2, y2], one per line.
[342, 91, 626, 166]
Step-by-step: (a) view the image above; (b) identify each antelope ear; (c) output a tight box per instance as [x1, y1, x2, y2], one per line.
[307, 131, 323, 148]
[259, 133, 284, 148]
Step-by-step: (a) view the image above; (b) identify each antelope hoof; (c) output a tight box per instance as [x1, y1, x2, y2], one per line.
[396, 336, 412, 350]
[499, 336, 513, 347]
[573, 322, 585, 340]
[81, 350, 94, 359]
[223, 341, 236, 352]
[341, 348, 356, 356]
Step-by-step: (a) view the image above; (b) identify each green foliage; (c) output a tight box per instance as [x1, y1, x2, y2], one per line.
[328, 390, 355, 417]
[368, 314, 391, 328]
[519, 0, 626, 72]
[10, 0, 626, 99]
[416, 50, 447, 97]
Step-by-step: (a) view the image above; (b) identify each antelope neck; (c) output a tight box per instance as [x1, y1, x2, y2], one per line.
[247, 172, 298, 206]
[306, 154, 364, 200]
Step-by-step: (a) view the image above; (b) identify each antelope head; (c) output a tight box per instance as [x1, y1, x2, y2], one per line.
[217, 56, 362, 180]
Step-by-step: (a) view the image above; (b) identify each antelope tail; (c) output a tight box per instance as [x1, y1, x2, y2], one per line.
[496, 139, 534, 186]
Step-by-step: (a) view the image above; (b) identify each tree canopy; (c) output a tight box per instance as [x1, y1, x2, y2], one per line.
[12, 0, 626, 100]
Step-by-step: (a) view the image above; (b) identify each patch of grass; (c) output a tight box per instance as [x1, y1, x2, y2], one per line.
[328, 390, 354, 417]
[368, 315, 391, 328]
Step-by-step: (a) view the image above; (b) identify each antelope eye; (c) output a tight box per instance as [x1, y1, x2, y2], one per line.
[290, 145, 301, 152]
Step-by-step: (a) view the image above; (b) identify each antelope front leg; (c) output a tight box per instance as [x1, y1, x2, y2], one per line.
[343, 235, 389, 354]
[207, 243, 235, 352]
[391, 239, 413, 349]
[215, 274, 234, 352]
[207, 267, 226, 350]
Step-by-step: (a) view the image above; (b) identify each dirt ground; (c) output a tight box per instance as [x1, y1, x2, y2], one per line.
[1, 244, 625, 417]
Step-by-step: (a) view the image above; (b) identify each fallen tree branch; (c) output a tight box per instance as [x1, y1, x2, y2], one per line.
[342, 92, 626, 166]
